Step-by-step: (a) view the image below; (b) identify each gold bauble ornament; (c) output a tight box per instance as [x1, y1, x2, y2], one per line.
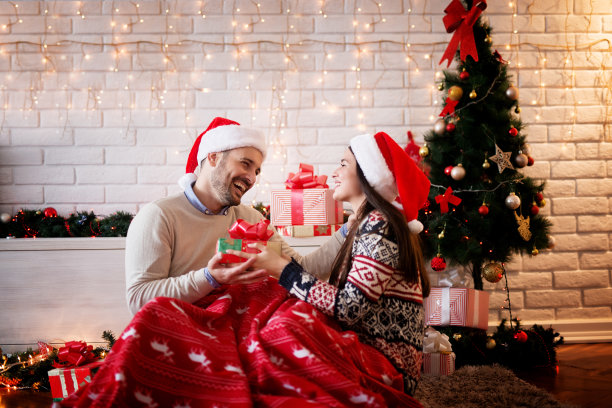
[438, 83, 445, 91]
[484, 35, 492, 44]
[469, 89, 477, 99]
[539, 199, 547, 207]
[483, 159, 490, 169]
[482, 262, 505, 283]
[448, 85, 463, 101]
[419, 144, 430, 157]
[438, 231, 445, 239]
[453, 333, 462, 341]
[514, 153, 528, 168]
[486, 337, 496, 349]
[515, 106, 521, 114]
[531, 247, 539, 256]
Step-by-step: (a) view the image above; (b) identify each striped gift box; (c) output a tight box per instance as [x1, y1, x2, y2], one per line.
[424, 287, 489, 330]
[275, 224, 342, 237]
[270, 189, 343, 226]
[422, 352, 455, 376]
[48, 360, 104, 400]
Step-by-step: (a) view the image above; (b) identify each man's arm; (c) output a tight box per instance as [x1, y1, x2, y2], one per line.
[124, 203, 214, 315]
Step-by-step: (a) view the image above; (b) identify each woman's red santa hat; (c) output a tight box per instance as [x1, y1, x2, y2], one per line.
[350, 132, 431, 234]
[178, 117, 267, 190]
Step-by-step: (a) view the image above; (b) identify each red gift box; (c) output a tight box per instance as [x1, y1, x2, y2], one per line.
[424, 287, 489, 330]
[216, 219, 280, 264]
[422, 352, 455, 376]
[275, 224, 342, 237]
[48, 360, 104, 400]
[270, 189, 343, 226]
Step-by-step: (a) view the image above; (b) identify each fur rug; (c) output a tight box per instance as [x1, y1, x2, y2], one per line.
[415, 365, 578, 408]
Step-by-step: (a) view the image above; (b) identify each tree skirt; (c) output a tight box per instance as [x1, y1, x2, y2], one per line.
[415, 365, 578, 408]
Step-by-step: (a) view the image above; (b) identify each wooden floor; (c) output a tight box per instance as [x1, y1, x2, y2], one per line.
[1, 343, 611, 407]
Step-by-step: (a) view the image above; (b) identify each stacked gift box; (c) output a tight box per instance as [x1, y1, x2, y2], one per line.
[217, 219, 281, 264]
[422, 328, 455, 376]
[270, 163, 343, 236]
[422, 266, 489, 376]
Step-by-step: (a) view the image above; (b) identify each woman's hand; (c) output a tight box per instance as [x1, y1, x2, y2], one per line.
[225, 243, 291, 280]
[207, 252, 268, 285]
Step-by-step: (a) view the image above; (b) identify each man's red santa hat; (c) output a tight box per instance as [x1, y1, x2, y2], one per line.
[178, 117, 267, 190]
[349, 132, 431, 234]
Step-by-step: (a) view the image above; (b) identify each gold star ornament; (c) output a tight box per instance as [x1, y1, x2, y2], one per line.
[489, 144, 514, 173]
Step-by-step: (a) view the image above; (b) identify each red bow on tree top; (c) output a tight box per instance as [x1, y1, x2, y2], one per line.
[439, 0, 488, 67]
[228, 219, 273, 241]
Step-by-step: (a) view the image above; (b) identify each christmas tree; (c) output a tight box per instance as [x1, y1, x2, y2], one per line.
[418, 0, 552, 290]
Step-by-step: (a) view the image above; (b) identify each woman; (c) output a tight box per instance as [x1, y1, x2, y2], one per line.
[61, 132, 428, 407]
[229, 131, 431, 395]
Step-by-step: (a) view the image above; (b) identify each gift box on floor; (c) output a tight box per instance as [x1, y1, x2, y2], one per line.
[275, 224, 342, 237]
[48, 360, 104, 400]
[423, 352, 455, 376]
[424, 287, 489, 330]
[217, 238, 282, 264]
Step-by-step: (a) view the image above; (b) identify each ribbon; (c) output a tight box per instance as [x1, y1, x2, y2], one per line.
[404, 131, 421, 163]
[53, 341, 96, 368]
[228, 219, 273, 241]
[439, 98, 459, 118]
[424, 327, 453, 354]
[285, 163, 328, 189]
[439, 0, 488, 67]
[435, 187, 462, 213]
[493, 50, 508, 64]
[435, 266, 474, 288]
[440, 287, 451, 326]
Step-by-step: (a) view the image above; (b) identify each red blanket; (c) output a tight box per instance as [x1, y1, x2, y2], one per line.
[61, 278, 422, 407]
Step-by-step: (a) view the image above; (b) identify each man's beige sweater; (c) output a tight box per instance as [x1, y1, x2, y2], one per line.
[125, 193, 344, 315]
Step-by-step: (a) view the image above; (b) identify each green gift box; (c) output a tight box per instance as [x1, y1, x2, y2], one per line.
[217, 238, 281, 264]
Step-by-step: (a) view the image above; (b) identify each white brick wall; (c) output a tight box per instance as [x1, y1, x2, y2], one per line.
[0, 0, 610, 325]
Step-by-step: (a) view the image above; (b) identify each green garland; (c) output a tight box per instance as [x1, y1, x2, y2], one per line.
[0, 331, 116, 391]
[435, 318, 563, 375]
[0, 209, 133, 238]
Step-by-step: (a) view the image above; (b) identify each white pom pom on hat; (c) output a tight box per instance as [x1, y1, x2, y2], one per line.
[178, 117, 267, 190]
[349, 132, 431, 234]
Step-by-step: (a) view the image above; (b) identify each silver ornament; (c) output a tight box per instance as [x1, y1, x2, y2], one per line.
[450, 164, 466, 180]
[506, 86, 519, 101]
[505, 192, 521, 210]
[0, 212, 11, 223]
[523, 143, 531, 155]
[514, 153, 528, 168]
[434, 119, 446, 135]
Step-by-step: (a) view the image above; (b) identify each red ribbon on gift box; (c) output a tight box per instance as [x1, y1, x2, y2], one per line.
[439, 0, 488, 67]
[285, 163, 328, 189]
[53, 341, 96, 368]
[228, 219, 273, 241]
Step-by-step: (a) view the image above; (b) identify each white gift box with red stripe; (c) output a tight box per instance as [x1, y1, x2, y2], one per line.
[270, 189, 343, 226]
[422, 352, 455, 376]
[424, 287, 489, 330]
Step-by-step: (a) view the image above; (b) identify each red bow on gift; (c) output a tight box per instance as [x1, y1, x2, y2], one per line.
[53, 341, 96, 368]
[435, 187, 462, 213]
[228, 219, 273, 241]
[285, 163, 328, 189]
[439, 0, 488, 67]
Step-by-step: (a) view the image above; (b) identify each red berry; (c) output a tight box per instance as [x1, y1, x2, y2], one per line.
[509, 127, 518, 137]
[446, 123, 456, 132]
[530, 205, 540, 215]
[527, 156, 535, 166]
[444, 165, 454, 176]
[536, 192, 544, 202]
[478, 205, 489, 216]
[460, 70, 470, 80]
[431, 256, 446, 272]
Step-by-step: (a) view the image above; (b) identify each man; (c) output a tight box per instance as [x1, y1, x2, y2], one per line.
[125, 117, 346, 315]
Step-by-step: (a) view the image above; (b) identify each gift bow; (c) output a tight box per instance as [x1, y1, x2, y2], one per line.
[285, 163, 328, 189]
[228, 219, 273, 241]
[435, 187, 462, 213]
[53, 341, 96, 368]
[424, 328, 453, 354]
[439, 0, 488, 67]
[436, 266, 474, 288]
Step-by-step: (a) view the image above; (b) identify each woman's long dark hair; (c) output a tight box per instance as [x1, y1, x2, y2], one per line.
[329, 148, 430, 297]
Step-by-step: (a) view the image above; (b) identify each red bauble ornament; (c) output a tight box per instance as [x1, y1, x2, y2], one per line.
[444, 165, 454, 176]
[527, 156, 535, 166]
[460, 70, 470, 80]
[535, 192, 544, 202]
[446, 123, 456, 132]
[513, 330, 528, 343]
[509, 127, 518, 137]
[530, 205, 540, 215]
[478, 205, 489, 216]
[431, 256, 446, 272]
[44, 207, 58, 218]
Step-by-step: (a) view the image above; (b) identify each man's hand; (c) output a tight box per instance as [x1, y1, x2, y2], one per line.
[206, 252, 268, 285]
[225, 243, 291, 280]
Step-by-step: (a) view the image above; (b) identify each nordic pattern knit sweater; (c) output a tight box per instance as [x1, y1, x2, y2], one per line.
[278, 210, 424, 395]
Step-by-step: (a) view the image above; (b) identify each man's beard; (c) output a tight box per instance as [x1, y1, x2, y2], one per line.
[210, 158, 250, 207]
